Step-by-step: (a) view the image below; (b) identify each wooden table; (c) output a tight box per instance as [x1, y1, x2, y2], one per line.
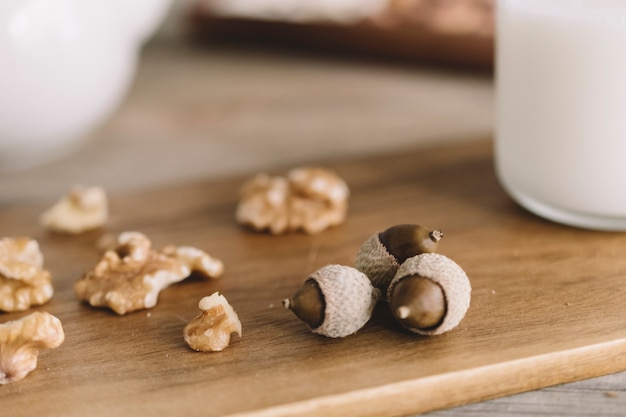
[1, 39, 625, 416]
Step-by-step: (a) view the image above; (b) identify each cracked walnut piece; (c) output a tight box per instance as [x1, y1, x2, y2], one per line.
[0, 311, 65, 384]
[0, 237, 53, 312]
[161, 245, 224, 279]
[236, 167, 349, 234]
[184, 292, 242, 352]
[75, 232, 223, 315]
[40, 185, 108, 234]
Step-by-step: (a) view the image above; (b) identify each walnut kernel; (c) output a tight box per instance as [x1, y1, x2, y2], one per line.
[184, 292, 242, 352]
[0, 311, 65, 384]
[0, 237, 53, 312]
[236, 167, 349, 234]
[40, 185, 108, 234]
[161, 246, 224, 279]
[75, 232, 223, 315]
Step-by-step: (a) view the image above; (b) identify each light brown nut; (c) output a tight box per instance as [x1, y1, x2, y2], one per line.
[0, 237, 53, 312]
[0, 311, 65, 384]
[287, 167, 349, 234]
[161, 246, 224, 279]
[75, 232, 190, 315]
[287, 167, 349, 206]
[40, 185, 108, 234]
[75, 232, 225, 315]
[235, 174, 291, 234]
[184, 292, 242, 352]
[236, 167, 349, 234]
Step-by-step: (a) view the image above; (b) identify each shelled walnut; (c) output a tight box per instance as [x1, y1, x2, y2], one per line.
[0, 311, 65, 384]
[40, 185, 108, 234]
[0, 237, 53, 312]
[161, 245, 224, 279]
[184, 292, 242, 352]
[236, 167, 349, 234]
[75, 232, 223, 315]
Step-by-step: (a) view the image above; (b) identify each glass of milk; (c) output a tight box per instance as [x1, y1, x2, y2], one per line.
[495, 0, 626, 230]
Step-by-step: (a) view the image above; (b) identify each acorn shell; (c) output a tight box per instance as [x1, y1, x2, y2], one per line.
[309, 264, 380, 338]
[355, 233, 399, 292]
[387, 253, 471, 336]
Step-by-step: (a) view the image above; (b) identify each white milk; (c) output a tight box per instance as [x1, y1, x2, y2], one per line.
[496, 0, 626, 230]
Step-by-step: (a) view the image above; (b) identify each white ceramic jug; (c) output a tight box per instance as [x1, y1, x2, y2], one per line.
[496, 0, 626, 230]
[0, 0, 171, 171]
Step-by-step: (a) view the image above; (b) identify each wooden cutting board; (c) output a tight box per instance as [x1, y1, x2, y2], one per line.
[2, 140, 626, 417]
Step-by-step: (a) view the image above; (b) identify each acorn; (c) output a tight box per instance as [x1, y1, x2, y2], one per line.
[387, 253, 471, 336]
[283, 264, 380, 338]
[355, 224, 443, 295]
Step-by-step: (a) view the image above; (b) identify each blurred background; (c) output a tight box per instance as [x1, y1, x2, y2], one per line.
[0, 0, 494, 202]
[168, 0, 493, 67]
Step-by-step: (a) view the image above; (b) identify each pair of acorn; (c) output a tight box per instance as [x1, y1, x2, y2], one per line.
[283, 224, 472, 338]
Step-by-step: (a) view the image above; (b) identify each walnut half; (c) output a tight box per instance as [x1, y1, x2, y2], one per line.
[184, 292, 242, 352]
[75, 232, 223, 315]
[40, 185, 108, 234]
[236, 167, 349, 234]
[0, 311, 65, 384]
[0, 237, 53, 312]
[161, 246, 224, 279]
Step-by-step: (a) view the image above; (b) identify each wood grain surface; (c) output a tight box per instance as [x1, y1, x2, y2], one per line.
[2, 140, 626, 417]
[188, 15, 494, 70]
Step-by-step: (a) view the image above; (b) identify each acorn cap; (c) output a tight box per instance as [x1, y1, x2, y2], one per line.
[355, 232, 399, 292]
[387, 253, 471, 336]
[308, 264, 380, 338]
